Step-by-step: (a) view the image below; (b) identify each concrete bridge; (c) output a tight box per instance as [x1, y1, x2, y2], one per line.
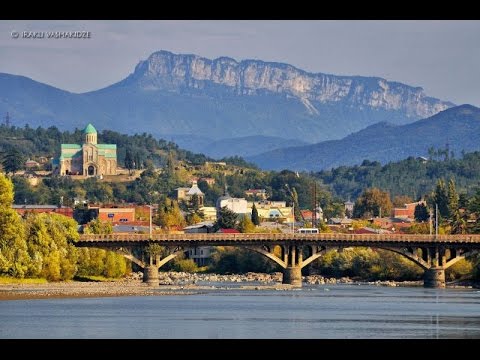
[76, 233, 480, 288]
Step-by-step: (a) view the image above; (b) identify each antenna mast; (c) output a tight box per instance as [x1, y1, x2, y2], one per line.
[5, 112, 11, 127]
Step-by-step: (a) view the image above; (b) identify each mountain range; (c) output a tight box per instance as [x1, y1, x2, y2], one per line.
[247, 104, 480, 171]
[0, 50, 453, 159]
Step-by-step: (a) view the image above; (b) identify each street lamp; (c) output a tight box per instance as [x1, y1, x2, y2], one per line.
[292, 202, 295, 234]
[147, 205, 153, 239]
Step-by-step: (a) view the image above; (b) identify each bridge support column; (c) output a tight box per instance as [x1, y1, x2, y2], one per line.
[143, 254, 160, 287]
[143, 265, 159, 286]
[283, 267, 302, 286]
[424, 268, 445, 288]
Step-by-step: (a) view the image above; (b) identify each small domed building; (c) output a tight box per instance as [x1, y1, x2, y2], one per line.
[52, 123, 117, 177]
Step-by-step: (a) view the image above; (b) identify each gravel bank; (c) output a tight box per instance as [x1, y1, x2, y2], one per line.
[0, 272, 427, 301]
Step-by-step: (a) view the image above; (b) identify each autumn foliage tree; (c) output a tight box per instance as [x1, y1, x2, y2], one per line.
[353, 188, 392, 219]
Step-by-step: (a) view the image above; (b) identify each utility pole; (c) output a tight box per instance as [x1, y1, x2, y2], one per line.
[312, 182, 317, 228]
[292, 202, 295, 234]
[149, 205, 153, 239]
[435, 203, 439, 237]
[4, 112, 11, 127]
[429, 209, 433, 235]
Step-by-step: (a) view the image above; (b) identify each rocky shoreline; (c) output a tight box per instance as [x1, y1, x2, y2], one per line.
[1, 271, 475, 301]
[0, 272, 418, 301]
[156, 271, 423, 287]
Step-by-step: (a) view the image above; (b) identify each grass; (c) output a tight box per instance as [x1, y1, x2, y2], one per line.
[0, 276, 48, 284]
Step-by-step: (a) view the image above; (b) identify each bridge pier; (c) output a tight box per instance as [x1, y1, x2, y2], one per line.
[424, 268, 445, 288]
[143, 265, 159, 286]
[282, 267, 302, 286]
[143, 253, 160, 287]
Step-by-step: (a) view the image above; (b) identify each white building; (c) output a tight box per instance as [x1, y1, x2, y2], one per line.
[216, 187, 248, 216]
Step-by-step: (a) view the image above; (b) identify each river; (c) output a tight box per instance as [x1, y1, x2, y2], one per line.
[1, 284, 479, 338]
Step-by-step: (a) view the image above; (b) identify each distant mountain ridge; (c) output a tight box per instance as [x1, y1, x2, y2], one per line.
[0, 50, 453, 156]
[247, 105, 480, 171]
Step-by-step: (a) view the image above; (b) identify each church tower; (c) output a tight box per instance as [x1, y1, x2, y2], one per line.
[84, 123, 97, 144]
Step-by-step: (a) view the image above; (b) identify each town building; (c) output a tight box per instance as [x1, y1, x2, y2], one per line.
[247, 201, 293, 223]
[97, 207, 136, 223]
[216, 188, 248, 217]
[344, 201, 354, 216]
[245, 189, 268, 200]
[52, 123, 117, 177]
[176, 180, 204, 206]
[393, 200, 427, 219]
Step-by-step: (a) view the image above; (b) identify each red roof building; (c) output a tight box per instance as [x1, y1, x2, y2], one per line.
[216, 228, 240, 234]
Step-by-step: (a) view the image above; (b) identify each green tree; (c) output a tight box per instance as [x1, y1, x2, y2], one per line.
[448, 179, 465, 234]
[468, 188, 480, 234]
[0, 172, 15, 206]
[83, 218, 113, 234]
[353, 188, 392, 219]
[414, 203, 429, 222]
[1, 149, 25, 175]
[154, 198, 186, 230]
[23, 212, 79, 281]
[124, 148, 135, 175]
[237, 215, 256, 233]
[251, 203, 260, 226]
[433, 179, 449, 219]
[215, 206, 238, 229]
[0, 174, 30, 278]
[77, 218, 128, 278]
[184, 194, 204, 225]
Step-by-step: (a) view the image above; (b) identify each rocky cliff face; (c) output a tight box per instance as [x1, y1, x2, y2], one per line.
[0, 50, 456, 156]
[129, 50, 452, 118]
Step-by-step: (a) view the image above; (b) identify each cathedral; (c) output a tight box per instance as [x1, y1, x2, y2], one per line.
[53, 123, 117, 177]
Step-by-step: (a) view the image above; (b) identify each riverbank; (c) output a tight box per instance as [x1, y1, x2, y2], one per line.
[1, 271, 476, 301]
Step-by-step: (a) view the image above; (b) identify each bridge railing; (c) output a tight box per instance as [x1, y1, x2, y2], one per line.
[77, 233, 480, 243]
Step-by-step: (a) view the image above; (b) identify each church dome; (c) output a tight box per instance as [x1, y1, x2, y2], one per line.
[84, 123, 97, 134]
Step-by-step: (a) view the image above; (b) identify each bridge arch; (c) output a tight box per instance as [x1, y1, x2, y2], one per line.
[378, 247, 430, 270]
[246, 245, 287, 268]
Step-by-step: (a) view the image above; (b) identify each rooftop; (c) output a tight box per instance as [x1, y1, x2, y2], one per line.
[84, 123, 97, 134]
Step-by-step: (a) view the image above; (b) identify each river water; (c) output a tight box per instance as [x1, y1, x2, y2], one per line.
[1, 284, 479, 339]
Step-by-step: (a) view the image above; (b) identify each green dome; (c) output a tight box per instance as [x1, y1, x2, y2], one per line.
[84, 123, 97, 134]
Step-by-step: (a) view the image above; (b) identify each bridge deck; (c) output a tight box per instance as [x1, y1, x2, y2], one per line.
[77, 233, 480, 246]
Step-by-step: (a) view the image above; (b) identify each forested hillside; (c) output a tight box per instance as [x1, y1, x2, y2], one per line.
[315, 152, 480, 201]
[0, 124, 212, 169]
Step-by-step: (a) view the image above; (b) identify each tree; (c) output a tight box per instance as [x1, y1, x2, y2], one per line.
[237, 215, 256, 233]
[83, 218, 113, 235]
[215, 206, 238, 229]
[0, 174, 30, 278]
[23, 212, 79, 281]
[392, 195, 414, 208]
[353, 188, 392, 219]
[1, 149, 25, 175]
[447, 179, 465, 234]
[0, 173, 14, 207]
[447, 179, 459, 219]
[251, 203, 260, 226]
[154, 198, 186, 230]
[124, 148, 135, 175]
[414, 203, 429, 222]
[433, 179, 449, 219]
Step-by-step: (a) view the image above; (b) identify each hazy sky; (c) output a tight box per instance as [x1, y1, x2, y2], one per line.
[1, 20, 479, 106]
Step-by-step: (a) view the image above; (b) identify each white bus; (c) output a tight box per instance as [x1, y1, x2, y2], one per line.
[296, 228, 319, 234]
